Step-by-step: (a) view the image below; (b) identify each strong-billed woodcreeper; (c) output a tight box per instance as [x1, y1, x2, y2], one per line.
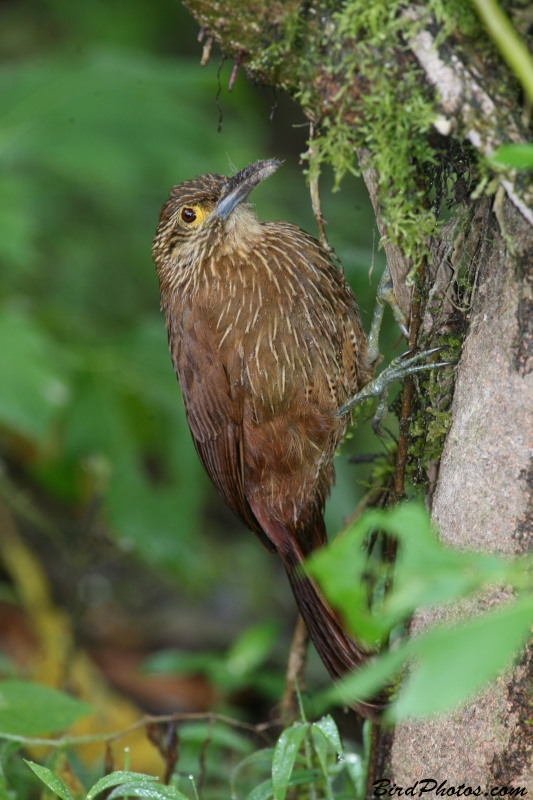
[153, 159, 438, 716]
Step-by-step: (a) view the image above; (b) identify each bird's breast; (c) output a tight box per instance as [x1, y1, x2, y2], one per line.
[169, 221, 368, 417]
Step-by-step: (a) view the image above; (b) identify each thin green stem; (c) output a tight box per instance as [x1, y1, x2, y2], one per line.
[294, 678, 307, 724]
[189, 776, 200, 800]
[471, 0, 533, 104]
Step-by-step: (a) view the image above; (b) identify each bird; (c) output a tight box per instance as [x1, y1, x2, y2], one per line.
[152, 159, 418, 717]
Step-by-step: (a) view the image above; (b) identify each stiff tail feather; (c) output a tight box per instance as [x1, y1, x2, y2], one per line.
[286, 566, 386, 719]
[250, 503, 386, 718]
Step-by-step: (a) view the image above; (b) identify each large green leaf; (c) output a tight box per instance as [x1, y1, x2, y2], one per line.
[0, 681, 91, 737]
[225, 622, 279, 677]
[311, 599, 533, 721]
[307, 504, 526, 646]
[391, 597, 533, 720]
[230, 748, 274, 800]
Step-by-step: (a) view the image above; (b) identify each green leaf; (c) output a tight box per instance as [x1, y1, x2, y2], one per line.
[87, 772, 159, 800]
[24, 762, 72, 800]
[306, 505, 433, 644]
[491, 143, 533, 170]
[311, 647, 407, 716]
[245, 779, 274, 800]
[310, 715, 343, 757]
[225, 622, 279, 677]
[271, 723, 308, 800]
[308, 503, 525, 648]
[107, 782, 189, 800]
[310, 728, 329, 780]
[386, 528, 513, 621]
[312, 597, 533, 720]
[0, 767, 8, 800]
[141, 649, 221, 677]
[310, 715, 344, 781]
[245, 771, 320, 800]
[0, 681, 91, 736]
[341, 751, 366, 799]
[230, 748, 274, 800]
[305, 531, 385, 644]
[178, 722, 252, 755]
[390, 597, 533, 720]
[144, 624, 280, 694]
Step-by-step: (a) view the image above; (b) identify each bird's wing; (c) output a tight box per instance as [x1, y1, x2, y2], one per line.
[175, 310, 276, 553]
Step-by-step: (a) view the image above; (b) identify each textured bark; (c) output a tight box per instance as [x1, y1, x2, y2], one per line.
[358, 153, 413, 319]
[392, 196, 533, 788]
[182, 0, 533, 785]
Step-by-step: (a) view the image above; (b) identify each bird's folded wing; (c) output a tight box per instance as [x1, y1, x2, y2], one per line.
[177, 321, 276, 553]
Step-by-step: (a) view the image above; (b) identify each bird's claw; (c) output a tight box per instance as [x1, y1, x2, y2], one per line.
[398, 321, 410, 339]
[371, 416, 389, 439]
[338, 346, 456, 424]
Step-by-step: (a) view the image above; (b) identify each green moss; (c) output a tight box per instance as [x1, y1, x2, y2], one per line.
[258, 0, 494, 275]
[296, 0, 490, 273]
[405, 331, 463, 488]
[190, 0, 515, 275]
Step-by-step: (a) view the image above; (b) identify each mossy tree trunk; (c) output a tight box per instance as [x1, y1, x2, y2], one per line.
[183, 0, 533, 787]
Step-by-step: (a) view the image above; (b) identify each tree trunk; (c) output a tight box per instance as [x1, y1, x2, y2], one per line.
[183, 0, 533, 785]
[393, 194, 533, 787]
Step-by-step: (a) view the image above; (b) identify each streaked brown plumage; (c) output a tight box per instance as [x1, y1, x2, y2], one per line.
[153, 160, 380, 715]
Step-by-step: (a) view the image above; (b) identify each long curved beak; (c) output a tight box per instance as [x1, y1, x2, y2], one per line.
[214, 159, 280, 220]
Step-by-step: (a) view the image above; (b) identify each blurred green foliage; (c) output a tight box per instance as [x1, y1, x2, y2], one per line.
[142, 621, 285, 700]
[0, 45, 269, 578]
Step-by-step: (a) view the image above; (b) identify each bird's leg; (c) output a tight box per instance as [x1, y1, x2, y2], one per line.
[365, 265, 409, 366]
[340, 265, 453, 431]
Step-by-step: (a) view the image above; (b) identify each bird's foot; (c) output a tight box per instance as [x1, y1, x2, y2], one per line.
[338, 347, 454, 434]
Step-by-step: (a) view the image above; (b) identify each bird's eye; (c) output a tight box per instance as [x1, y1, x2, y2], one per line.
[181, 207, 197, 224]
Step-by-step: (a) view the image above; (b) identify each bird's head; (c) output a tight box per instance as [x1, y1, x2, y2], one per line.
[153, 159, 280, 279]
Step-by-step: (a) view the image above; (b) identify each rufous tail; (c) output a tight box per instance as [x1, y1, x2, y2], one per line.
[286, 566, 385, 719]
[250, 504, 386, 718]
